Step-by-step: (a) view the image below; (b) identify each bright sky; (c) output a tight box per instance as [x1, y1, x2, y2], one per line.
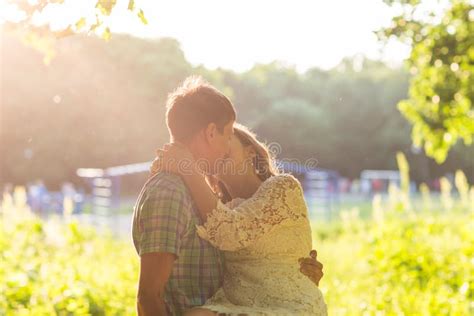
[110, 0, 411, 72]
[1, 0, 413, 72]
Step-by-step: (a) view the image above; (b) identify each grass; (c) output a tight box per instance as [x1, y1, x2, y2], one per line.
[1, 156, 473, 315]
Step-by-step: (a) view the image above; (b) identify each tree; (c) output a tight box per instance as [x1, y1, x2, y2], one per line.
[0, 33, 191, 186]
[378, 0, 474, 163]
[2, 0, 147, 63]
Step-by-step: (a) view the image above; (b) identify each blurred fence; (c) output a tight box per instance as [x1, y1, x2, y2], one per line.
[77, 160, 342, 220]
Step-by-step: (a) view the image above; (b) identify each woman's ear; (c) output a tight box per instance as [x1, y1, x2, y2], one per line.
[245, 146, 257, 160]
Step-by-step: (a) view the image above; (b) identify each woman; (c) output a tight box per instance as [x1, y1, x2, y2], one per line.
[152, 124, 327, 315]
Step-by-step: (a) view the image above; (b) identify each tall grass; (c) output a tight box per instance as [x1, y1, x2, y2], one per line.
[0, 192, 138, 315]
[1, 152, 472, 315]
[313, 152, 473, 315]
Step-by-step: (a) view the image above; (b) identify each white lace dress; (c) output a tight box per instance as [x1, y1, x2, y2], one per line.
[196, 174, 327, 315]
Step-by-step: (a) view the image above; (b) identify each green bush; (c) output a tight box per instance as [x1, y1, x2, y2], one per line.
[0, 212, 138, 315]
[313, 162, 473, 315]
[314, 210, 473, 315]
[1, 162, 472, 315]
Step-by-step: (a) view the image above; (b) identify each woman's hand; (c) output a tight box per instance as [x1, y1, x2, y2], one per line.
[150, 143, 217, 222]
[150, 143, 195, 176]
[149, 150, 164, 175]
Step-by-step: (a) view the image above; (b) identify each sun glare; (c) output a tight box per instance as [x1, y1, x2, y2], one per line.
[0, 0, 416, 71]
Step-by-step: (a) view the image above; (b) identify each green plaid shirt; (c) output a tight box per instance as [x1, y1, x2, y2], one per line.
[132, 172, 224, 315]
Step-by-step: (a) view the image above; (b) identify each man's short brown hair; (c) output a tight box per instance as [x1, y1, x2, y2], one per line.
[166, 76, 236, 142]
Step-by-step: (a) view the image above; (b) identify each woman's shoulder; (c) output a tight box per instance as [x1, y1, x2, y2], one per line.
[228, 174, 303, 205]
[264, 173, 302, 190]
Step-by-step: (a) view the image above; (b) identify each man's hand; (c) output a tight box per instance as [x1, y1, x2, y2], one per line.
[298, 250, 324, 286]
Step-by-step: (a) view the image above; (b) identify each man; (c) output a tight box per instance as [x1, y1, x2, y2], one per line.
[132, 76, 323, 315]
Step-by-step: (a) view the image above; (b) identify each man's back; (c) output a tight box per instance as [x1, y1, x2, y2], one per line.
[132, 172, 223, 315]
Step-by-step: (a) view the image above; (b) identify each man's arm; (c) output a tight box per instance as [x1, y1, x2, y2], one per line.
[137, 252, 176, 316]
[134, 179, 190, 315]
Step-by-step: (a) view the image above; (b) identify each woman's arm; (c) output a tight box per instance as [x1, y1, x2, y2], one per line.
[151, 143, 221, 222]
[196, 174, 306, 251]
[179, 162, 220, 222]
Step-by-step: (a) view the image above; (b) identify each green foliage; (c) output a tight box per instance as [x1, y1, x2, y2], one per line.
[3, 0, 147, 62]
[216, 59, 417, 175]
[313, 159, 473, 314]
[5, 0, 146, 33]
[1, 34, 472, 188]
[378, 0, 474, 163]
[314, 210, 473, 315]
[2, 156, 473, 315]
[1, 34, 192, 187]
[0, 211, 138, 315]
[1, 189, 472, 315]
[313, 168, 473, 315]
[0, 189, 139, 315]
[137, 9, 148, 25]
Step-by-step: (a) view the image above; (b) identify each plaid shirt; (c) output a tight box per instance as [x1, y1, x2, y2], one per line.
[132, 172, 224, 315]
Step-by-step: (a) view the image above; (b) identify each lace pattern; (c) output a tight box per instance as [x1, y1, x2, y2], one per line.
[195, 174, 327, 315]
[196, 174, 307, 251]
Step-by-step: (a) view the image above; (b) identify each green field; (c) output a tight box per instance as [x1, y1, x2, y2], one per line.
[1, 172, 473, 315]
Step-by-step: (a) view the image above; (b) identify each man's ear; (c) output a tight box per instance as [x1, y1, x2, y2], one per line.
[203, 123, 218, 144]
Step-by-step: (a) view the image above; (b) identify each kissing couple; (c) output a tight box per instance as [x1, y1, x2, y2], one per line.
[132, 76, 327, 315]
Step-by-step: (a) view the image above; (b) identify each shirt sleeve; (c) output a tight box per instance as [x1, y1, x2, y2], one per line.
[196, 174, 307, 251]
[136, 184, 190, 256]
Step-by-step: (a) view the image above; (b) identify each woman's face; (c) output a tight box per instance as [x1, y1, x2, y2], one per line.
[216, 134, 253, 181]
